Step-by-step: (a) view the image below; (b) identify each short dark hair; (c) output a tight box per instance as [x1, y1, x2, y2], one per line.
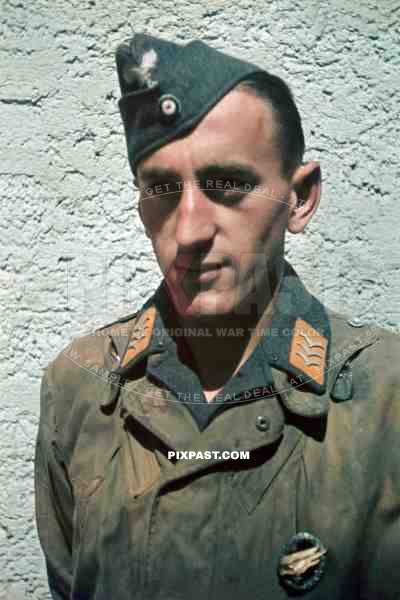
[236, 72, 305, 179]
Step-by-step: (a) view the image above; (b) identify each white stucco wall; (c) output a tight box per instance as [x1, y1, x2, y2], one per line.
[1, 0, 399, 597]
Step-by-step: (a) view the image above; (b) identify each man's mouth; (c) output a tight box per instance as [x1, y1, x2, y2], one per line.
[186, 264, 223, 283]
[187, 262, 223, 272]
[174, 253, 228, 271]
[173, 256, 229, 283]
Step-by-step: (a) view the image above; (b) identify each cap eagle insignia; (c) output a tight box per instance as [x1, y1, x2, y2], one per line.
[118, 43, 159, 90]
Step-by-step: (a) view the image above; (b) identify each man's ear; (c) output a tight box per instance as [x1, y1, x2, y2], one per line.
[287, 161, 321, 234]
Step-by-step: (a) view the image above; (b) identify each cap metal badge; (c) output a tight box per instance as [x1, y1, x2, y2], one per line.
[278, 532, 327, 592]
[159, 94, 181, 123]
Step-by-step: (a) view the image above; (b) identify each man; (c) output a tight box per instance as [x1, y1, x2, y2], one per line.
[35, 33, 400, 599]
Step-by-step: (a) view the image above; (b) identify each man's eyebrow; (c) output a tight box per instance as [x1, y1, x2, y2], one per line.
[137, 162, 262, 186]
[196, 163, 262, 183]
[137, 167, 180, 185]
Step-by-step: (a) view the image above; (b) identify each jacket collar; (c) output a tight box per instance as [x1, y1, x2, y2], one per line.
[105, 259, 334, 422]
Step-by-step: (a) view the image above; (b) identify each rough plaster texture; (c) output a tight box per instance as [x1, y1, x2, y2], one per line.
[1, 0, 399, 597]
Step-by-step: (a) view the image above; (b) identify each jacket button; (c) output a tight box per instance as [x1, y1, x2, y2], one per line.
[348, 316, 364, 327]
[255, 415, 270, 431]
[278, 532, 327, 592]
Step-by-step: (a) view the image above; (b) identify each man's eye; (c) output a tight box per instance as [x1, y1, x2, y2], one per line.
[143, 183, 163, 197]
[220, 179, 249, 194]
[206, 180, 248, 204]
[142, 182, 177, 198]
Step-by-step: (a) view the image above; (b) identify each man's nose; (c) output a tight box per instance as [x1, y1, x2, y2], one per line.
[174, 185, 217, 248]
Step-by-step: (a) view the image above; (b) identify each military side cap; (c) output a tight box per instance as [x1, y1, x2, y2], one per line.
[115, 33, 264, 175]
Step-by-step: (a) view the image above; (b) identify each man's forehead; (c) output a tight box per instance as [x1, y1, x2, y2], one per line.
[194, 86, 276, 137]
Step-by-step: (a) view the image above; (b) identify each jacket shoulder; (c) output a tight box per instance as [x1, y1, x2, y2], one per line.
[40, 311, 141, 431]
[327, 307, 399, 353]
[50, 311, 139, 376]
[326, 308, 400, 404]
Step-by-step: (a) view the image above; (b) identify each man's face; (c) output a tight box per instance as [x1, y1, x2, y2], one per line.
[136, 88, 293, 319]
